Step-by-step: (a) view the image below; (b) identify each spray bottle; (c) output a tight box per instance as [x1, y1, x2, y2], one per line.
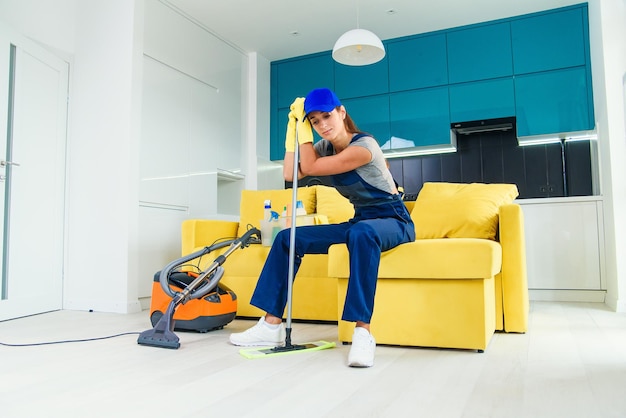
[264, 200, 272, 221]
[295, 200, 306, 216]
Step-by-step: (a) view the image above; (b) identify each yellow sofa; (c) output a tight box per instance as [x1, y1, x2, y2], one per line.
[329, 183, 528, 351]
[181, 183, 528, 352]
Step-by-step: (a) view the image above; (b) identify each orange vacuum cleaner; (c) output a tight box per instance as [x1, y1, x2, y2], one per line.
[138, 227, 260, 349]
[148, 271, 237, 333]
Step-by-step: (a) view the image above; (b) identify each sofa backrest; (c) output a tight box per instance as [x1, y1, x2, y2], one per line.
[314, 185, 354, 224]
[410, 182, 519, 240]
[237, 182, 518, 241]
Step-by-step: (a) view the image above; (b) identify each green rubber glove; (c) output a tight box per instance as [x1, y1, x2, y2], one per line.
[284, 110, 296, 153]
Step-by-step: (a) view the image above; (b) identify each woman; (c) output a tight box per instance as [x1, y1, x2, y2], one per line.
[229, 88, 415, 367]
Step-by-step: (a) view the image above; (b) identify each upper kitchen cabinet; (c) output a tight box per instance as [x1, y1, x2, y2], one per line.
[274, 52, 334, 109]
[271, 107, 290, 162]
[387, 33, 448, 92]
[515, 66, 593, 136]
[389, 86, 451, 149]
[446, 22, 513, 84]
[511, 7, 588, 75]
[449, 78, 515, 122]
[342, 95, 391, 147]
[334, 56, 388, 99]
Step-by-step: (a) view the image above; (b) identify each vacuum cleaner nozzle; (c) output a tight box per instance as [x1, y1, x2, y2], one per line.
[137, 300, 180, 349]
[136, 330, 180, 349]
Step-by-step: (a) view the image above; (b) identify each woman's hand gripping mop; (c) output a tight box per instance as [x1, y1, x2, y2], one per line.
[239, 99, 335, 358]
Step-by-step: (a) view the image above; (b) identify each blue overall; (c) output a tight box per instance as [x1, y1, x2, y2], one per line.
[250, 136, 416, 324]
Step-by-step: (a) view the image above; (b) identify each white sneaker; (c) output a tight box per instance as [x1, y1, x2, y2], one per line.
[229, 317, 286, 347]
[348, 327, 376, 368]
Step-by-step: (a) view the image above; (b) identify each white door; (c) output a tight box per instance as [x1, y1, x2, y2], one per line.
[0, 25, 68, 320]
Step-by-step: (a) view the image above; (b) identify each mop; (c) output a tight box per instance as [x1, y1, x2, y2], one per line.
[239, 112, 335, 359]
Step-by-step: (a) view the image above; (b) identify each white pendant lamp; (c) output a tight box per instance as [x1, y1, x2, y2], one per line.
[332, 29, 385, 66]
[332, 1, 385, 66]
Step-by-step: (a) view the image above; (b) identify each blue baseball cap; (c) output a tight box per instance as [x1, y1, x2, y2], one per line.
[304, 88, 342, 115]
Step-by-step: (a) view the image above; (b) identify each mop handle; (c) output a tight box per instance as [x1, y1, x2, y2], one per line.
[285, 117, 300, 338]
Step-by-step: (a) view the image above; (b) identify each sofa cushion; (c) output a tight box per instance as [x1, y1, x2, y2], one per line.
[190, 243, 330, 276]
[214, 246, 330, 277]
[315, 185, 354, 224]
[329, 238, 502, 279]
[237, 187, 317, 238]
[410, 182, 519, 240]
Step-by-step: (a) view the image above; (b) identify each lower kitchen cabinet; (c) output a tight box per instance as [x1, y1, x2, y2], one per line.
[519, 197, 605, 301]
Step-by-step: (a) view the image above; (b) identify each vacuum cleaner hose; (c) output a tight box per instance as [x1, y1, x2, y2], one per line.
[237, 227, 261, 247]
[158, 247, 214, 298]
[178, 266, 225, 303]
[158, 228, 260, 299]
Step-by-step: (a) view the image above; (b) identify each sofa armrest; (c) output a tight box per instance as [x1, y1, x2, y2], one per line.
[499, 203, 529, 332]
[181, 219, 239, 256]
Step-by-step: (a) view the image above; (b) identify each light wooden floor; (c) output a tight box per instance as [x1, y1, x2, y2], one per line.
[1, 301, 625, 418]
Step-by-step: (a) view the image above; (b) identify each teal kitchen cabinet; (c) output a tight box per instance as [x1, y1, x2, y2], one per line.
[271, 53, 334, 159]
[387, 33, 448, 92]
[511, 7, 588, 75]
[447, 22, 513, 84]
[269, 4, 593, 160]
[334, 57, 388, 99]
[275, 52, 334, 109]
[449, 78, 515, 122]
[271, 107, 290, 161]
[515, 67, 594, 136]
[342, 95, 391, 147]
[389, 87, 451, 149]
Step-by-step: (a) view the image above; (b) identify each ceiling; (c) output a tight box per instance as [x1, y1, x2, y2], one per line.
[163, 0, 582, 62]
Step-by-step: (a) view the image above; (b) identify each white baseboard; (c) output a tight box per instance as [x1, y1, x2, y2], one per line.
[138, 297, 151, 311]
[529, 289, 606, 303]
[63, 299, 143, 314]
[603, 293, 626, 312]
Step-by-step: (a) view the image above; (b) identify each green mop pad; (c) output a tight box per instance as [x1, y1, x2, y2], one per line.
[239, 340, 336, 359]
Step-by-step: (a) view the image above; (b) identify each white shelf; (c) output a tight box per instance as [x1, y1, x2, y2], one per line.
[217, 168, 245, 182]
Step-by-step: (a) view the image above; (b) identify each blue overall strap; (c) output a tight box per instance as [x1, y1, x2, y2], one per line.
[330, 133, 396, 206]
[325, 132, 369, 155]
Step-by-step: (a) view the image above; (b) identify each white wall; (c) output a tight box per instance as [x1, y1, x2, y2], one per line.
[0, 0, 76, 55]
[2, 0, 147, 313]
[587, 0, 626, 311]
[137, 0, 253, 302]
[63, 0, 144, 313]
[252, 52, 285, 191]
